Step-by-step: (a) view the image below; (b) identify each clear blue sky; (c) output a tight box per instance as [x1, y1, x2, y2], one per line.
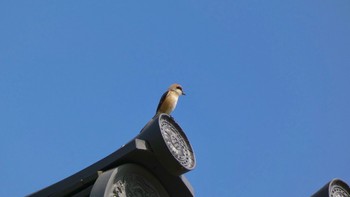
[1, 1, 349, 196]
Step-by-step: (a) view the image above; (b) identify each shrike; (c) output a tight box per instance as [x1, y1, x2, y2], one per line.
[155, 83, 185, 116]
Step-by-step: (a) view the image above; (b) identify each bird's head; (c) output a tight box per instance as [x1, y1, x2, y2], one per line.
[169, 83, 186, 96]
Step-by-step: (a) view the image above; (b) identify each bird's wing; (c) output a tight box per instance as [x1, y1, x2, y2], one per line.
[156, 91, 169, 114]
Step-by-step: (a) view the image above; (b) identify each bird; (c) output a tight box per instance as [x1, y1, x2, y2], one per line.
[155, 83, 185, 117]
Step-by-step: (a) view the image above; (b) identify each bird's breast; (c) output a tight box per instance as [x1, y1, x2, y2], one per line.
[162, 94, 178, 114]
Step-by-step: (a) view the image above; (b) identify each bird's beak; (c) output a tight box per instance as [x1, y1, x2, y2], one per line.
[182, 91, 186, 95]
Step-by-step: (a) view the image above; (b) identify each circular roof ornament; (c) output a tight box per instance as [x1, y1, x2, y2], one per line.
[90, 164, 169, 197]
[159, 115, 195, 170]
[330, 179, 350, 197]
[312, 179, 350, 197]
[138, 113, 196, 175]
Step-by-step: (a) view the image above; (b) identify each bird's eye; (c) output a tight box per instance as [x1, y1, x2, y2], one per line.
[176, 86, 182, 90]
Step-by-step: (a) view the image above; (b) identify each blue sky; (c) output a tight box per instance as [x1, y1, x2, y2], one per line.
[1, 1, 350, 196]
